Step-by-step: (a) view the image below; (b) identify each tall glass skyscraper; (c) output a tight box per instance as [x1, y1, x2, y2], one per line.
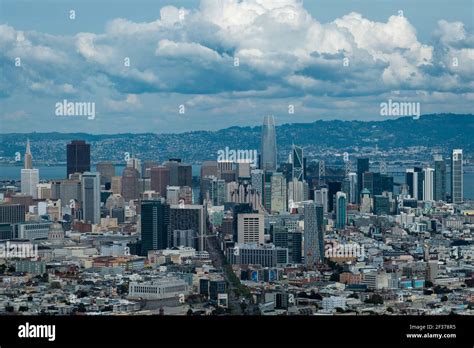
[451, 149, 463, 203]
[291, 144, 304, 181]
[335, 192, 347, 229]
[304, 202, 324, 268]
[81, 172, 101, 224]
[140, 199, 170, 256]
[434, 156, 447, 201]
[356, 158, 369, 203]
[260, 115, 277, 171]
[67, 140, 91, 177]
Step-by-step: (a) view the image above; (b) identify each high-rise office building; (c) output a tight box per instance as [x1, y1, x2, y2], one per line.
[121, 167, 140, 201]
[96, 162, 115, 186]
[200, 161, 218, 201]
[362, 172, 384, 196]
[423, 168, 435, 201]
[327, 181, 342, 213]
[406, 167, 424, 200]
[21, 169, 39, 199]
[59, 179, 81, 208]
[164, 160, 192, 187]
[201, 160, 218, 179]
[177, 164, 192, 187]
[304, 202, 324, 267]
[451, 149, 463, 203]
[20, 140, 39, 199]
[140, 199, 170, 256]
[314, 187, 329, 214]
[270, 172, 287, 214]
[348, 172, 357, 204]
[0, 204, 26, 224]
[373, 195, 390, 215]
[81, 172, 100, 224]
[357, 158, 369, 202]
[111, 176, 122, 195]
[170, 204, 205, 251]
[217, 161, 235, 183]
[236, 162, 251, 179]
[260, 115, 277, 171]
[237, 213, 264, 244]
[127, 156, 142, 177]
[434, 156, 447, 201]
[250, 169, 264, 205]
[273, 227, 302, 264]
[143, 160, 158, 178]
[150, 166, 170, 197]
[335, 192, 347, 229]
[67, 140, 90, 177]
[213, 177, 226, 205]
[291, 145, 304, 181]
[288, 178, 307, 205]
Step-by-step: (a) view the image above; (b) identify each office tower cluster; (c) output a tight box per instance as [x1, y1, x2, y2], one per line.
[1, 120, 468, 317]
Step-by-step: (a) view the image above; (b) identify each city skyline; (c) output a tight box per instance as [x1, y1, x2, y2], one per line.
[0, 0, 473, 345]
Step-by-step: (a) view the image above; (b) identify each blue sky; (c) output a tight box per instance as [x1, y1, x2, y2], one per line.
[0, 0, 473, 133]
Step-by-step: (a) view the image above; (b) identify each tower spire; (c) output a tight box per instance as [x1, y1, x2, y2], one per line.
[24, 138, 33, 169]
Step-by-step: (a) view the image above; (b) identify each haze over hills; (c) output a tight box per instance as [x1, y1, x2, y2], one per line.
[0, 114, 472, 164]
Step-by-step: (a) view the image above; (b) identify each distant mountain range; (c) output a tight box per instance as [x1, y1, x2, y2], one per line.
[0, 114, 472, 164]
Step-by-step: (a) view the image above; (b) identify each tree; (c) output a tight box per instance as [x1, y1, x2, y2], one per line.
[441, 295, 448, 302]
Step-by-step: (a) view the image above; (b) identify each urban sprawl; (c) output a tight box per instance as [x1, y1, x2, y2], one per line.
[0, 116, 472, 316]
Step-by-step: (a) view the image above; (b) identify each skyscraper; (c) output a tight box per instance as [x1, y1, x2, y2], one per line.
[140, 199, 170, 256]
[127, 156, 142, 177]
[406, 167, 424, 200]
[348, 172, 357, 204]
[200, 161, 218, 202]
[314, 187, 329, 214]
[150, 166, 170, 197]
[143, 160, 159, 178]
[357, 158, 369, 202]
[20, 140, 38, 199]
[451, 149, 463, 203]
[291, 145, 303, 181]
[260, 115, 277, 171]
[270, 172, 287, 214]
[423, 168, 434, 201]
[335, 192, 347, 229]
[96, 161, 115, 186]
[237, 213, 264, 245]
[434, 156, 447, 201]
[170, 204, 205, 251]
[81, 172, 100, 224]
[21, 169, 39, 199]
[121, 167, 140, 201]
[304, 202, 324, 268]
[67, 140, 90, 177]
